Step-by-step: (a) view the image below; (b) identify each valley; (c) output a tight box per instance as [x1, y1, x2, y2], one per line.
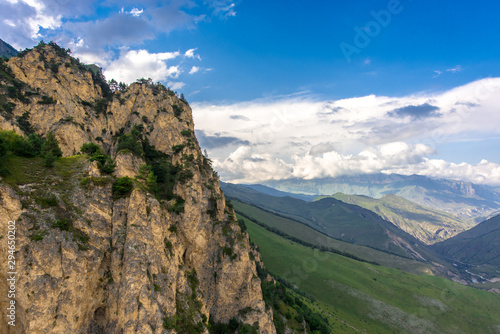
[244, 218, 500, 333]
[224, 179, 500, 291]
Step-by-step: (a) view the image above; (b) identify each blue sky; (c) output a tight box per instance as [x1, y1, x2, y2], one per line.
[140, 0, 500, 102]
[2, 0, 500, 184]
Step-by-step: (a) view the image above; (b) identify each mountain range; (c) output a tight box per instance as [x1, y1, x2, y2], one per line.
[327, 193, 474, 244]
[262, 173, 500, 221]
[221, 182, 441, 263]
[223, 181, 500, 284]
[226, 182, 500, 332]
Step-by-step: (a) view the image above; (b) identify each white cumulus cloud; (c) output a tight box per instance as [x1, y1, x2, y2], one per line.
[128, 8, 143, 16]
[189, 66, 200, 74]
[103, 49, 181, 84]
[185, 48, 201, 60]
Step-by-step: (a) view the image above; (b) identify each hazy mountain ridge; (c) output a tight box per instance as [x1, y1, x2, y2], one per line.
[327, 193, 474, 244]
[233, 183, 316, 201]
[263, 174, 500, 221]
[232, 200, 436, 276]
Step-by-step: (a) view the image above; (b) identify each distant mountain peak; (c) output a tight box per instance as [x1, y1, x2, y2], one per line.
[0, 38, 18, 58]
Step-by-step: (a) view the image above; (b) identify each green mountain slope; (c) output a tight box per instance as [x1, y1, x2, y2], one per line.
[221, 182, 440, 263]
[328, 193, 474, 244]
[233, 200, 434, 276]
[245, 219, 500, 333]
[432, 215, 500, 281]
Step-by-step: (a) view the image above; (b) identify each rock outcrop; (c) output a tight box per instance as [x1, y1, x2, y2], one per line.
[0, 43, 275, 334]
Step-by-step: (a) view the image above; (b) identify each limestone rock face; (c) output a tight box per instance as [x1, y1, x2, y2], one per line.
[0, 45, 275, 334]
[113, 152, 144, 178]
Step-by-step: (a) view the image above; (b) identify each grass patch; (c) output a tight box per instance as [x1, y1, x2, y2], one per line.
[2, 155, 86, 192]
[30, 229, 47, 241]
[34, 194, 58, 208]
[51, 218, 71, 231]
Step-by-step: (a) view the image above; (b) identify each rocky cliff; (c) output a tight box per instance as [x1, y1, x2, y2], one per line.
[0, 43, 277, 333]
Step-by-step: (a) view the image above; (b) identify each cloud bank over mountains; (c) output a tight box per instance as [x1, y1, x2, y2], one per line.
[193, 78, 500, 185]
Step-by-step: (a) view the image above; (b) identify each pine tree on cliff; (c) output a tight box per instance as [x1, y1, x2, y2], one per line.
[41, 131, 62, 166]
[41, 131, 63, 158]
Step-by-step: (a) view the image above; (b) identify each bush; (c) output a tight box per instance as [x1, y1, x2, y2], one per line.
[99, 156, 116, 174]
[52, 218, 71, 231]
[41, 131, 63, 158]
[37, 95, 56, 105]
[168, 198, 185, 214]
[94, 98, 109, 114]
[88, 153, 107, 165]
[163, 315, 180, 330]
[0, 138, 7, 158]
[90, 154, 115, 174]
[146, 171, 157, 194]
[44, 151, 56, 167]
[82, 143, 114, 174]
[30, 230, 46, 241]
[36, 194, 58, 207]
[80, 142, 101, 155]
[172, 104, 182, 117]
[172, 144, 185, 154]
[28, 133, 43, 156]
[16, 112, 34, 134]
[11, 136, 36, 157]
[0, 138, 8, 176]
[1, 102, 16, 114]
[117, 126, 143, 156]
[112, 177, 134, 199]
[50, 62, 59, 74]
[237, 219, 247, 233]
[80, 100, 93, 107]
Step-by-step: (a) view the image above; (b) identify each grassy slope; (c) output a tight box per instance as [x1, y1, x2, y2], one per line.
[222, 183, 437, 260]
[246, 220, 500, 334]
[431, 215, 500, 279]
[233, 201, 433, 275]
[328, 193, 474, 244]
[2, 154, 87, 189]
